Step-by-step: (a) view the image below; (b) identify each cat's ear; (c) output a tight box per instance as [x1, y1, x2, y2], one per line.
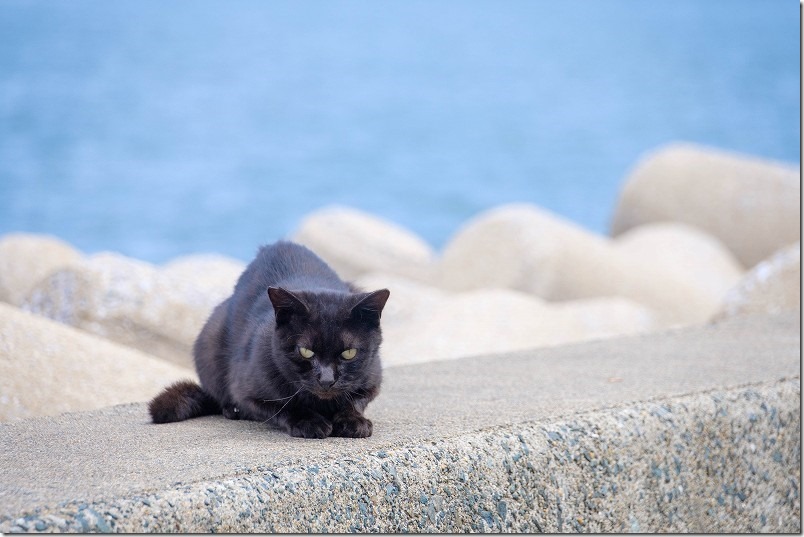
[350, 289, 390, 326]
[267, 287, 308, 326]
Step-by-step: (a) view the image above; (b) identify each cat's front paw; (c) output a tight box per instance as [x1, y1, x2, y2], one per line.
[288, 415, 333, 439]
[331, 413, 373, 438]
[222, 405, 241, 420]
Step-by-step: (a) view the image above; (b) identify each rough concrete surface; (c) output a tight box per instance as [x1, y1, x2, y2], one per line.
[0, 312, 799, 532]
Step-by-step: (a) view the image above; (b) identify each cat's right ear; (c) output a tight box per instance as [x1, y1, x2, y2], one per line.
[267, 287, 308, 326]
[350, 288, 390, 327]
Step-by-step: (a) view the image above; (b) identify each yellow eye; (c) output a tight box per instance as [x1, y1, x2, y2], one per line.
[298, 347, 315, 359]
[341, 348, 357, 360]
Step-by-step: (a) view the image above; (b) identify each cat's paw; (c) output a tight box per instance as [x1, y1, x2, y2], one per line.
[331, 414, 373, 438]
[222, 405, 241, 420]
[288, 415, 333, 439]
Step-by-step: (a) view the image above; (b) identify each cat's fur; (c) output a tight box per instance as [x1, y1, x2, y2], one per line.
[148, 241, 389, 438]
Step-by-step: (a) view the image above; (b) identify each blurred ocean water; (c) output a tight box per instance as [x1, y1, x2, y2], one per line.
[0, 0, 799, 263]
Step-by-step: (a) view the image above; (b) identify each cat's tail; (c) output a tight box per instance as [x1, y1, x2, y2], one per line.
[148, 380, 221, 423]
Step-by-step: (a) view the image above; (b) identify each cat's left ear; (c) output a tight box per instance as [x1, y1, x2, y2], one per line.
[268, 287, 309, 326]
[350, 289, 390, 326]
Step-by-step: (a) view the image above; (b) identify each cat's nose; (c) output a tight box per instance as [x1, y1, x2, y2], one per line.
[318, 366, 336, 388]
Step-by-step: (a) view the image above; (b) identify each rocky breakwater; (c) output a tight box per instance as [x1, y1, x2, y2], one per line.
[0, 233, 82, 306]
[434, 204, 735, 326]
[611, 143, 800, 267]
[292, 142, 798, 365]
[21, 252, 244, 369]
[0, 142, 799, 422]
[0, 302, 194, 422]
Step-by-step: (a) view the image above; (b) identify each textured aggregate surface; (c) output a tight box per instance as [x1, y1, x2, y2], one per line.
[1, 381, 799, 533]
[0, 312, 799, 532]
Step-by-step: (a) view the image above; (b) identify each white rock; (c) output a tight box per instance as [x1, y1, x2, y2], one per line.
[379, 288, 558, 367]
[161, 253, 245, 288]
[553, 297, 660, 341]
[378, 286, 661, 368]
[22, 252, 243, 369]
[160, 253, 245, 313]
[610, 143, 800, 268]
[713, 243, 800, 321]
[0, 233, 83, 306]
[290, 205, 436, 282]
[437, 203, 719, 325]
[0, 302, 195, 422]
[613, 222, 744, 302]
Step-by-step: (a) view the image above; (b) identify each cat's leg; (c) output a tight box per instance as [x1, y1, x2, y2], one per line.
[330, 390, 377, 438]
[283, 407, 333, 439]
[331, 407, 373, 438]
[239, 398, 333, 438]
[221, 402, 242, 420]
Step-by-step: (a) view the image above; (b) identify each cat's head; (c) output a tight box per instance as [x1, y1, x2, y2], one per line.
[267, 286, 390, 399]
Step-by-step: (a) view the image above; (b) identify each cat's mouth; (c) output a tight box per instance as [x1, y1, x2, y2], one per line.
[310, 387, 340, 400]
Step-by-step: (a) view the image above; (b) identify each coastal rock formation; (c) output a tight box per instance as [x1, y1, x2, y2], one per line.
[436, 203, 719, 325]
[291, 205, 436, 283]
[610, 143, 800, 268]
[551, 296, 658, 341]
[161, 254, 245, 290]
[355, 273, 658, 367]
[613, 222, 744, 302]
[22, 253, 184, 365]
[0, 302, 195, 422]
[0, 233, 83, 307]
[21, 252, 242, 369]
[1, 141, 796, 418]
[713, 243, 800, 321]
[160, 254, 244, 314]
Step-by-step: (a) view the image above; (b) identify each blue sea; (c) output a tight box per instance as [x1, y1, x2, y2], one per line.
[0, 0, 799, 263]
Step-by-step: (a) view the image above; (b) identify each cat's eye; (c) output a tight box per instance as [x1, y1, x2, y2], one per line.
[298, 347, 315, 359]
[341, 348, 357, 360]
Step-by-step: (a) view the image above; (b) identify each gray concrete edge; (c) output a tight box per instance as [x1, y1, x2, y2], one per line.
[1, 377, 799, 533]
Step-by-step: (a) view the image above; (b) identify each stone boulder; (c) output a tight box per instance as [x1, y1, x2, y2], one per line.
[613, 222, 744, 303]
[290, 206, 436, 283]
[712, 243, 800, 321]
[377, 288, 564, 367]
[0, 233, 83, 307]
[355, 272, 660, 367]
[22, 252, 244, 369]
[552, 296, 659, 342]
[160, 254, 245, 314]
[0, 302, 195, 422]
[610, 143, 800, 268]
[436, 203, 719, 325]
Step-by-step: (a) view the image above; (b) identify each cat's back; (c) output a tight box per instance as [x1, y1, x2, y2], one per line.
[254, 241, 346, 289]
[231, 241, 348, 306]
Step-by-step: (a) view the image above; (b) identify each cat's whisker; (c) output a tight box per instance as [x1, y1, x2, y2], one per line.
[284, 379, 308, 390]
[262, 386, 303, 424]
[341, 390, 358, 408]
[260, 391, 301, 403]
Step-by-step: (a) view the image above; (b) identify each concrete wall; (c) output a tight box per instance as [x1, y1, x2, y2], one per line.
[0, 312, 799, 533]
[0, 380, 798, 533]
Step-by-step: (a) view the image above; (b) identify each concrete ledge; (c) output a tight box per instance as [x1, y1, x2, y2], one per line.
[0, 312, 800, 532]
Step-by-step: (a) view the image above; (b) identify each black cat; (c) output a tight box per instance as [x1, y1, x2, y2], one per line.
[148, 241, 390, 439]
